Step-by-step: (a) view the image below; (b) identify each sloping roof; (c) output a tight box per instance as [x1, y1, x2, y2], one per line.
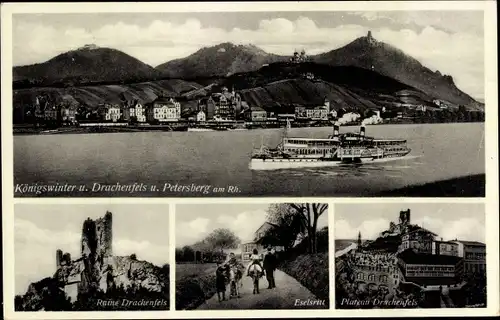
[398, 249, 462, 265]
[403, 276, 462, 287]
[181, 108, 198, 118]
[250, 106, 266, 112]
[452, 240, 485, 246]
[153, 97, 178, 104]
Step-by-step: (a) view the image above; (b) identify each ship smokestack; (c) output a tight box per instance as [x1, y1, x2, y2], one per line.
[360, 124, 366, 141]
[333, 121, 340, 141]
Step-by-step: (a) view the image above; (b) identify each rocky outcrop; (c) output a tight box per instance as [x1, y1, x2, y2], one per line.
[15, 211, 169, 311]
[16, 257, 169, 311]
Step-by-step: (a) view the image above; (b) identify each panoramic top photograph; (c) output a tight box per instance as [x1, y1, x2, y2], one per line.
[11, 9, 485, 197]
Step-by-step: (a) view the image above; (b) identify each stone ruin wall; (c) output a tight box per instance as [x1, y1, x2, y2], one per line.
[52, 211, 114, 298]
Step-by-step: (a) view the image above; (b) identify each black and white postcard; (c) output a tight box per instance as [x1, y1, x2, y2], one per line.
[1, 1, 498, 320]
[335, 203, 487, 309]
[175, 203, 329, 310]
[13, 204, 170, 311]
[7, 7, 488, 198]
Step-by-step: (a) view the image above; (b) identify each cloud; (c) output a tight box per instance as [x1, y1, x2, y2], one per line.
[176, 217, 211, 247]
[13, 15, 484, 99]
[215, 210, 268, 242]
[176, 210, 268, 247]
[335, 218, 390, 240]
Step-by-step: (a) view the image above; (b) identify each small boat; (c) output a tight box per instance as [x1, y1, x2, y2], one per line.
[40, 129, 59, 134]
[187, 127, 216, 132]
[250, 120, 411, 170]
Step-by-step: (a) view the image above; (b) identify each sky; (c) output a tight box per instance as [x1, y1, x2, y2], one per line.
[14, 204, 170, 295]
[335, 203, 485, 243]
[12, 10, 484, 100]
[175, 203, 329, 248]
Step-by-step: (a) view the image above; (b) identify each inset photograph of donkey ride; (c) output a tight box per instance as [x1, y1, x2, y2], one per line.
[175, 203, 330, 310]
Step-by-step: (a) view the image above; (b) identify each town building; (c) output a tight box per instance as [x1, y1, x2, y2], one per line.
[198, 97, 216, 120]
[244, 106, 267, 122]
[290, 49, 308, 63]
[60, 106, 77, 124]
[399, 228, 437, 255]
[147, 97, 181, 122]
[98, 104, 122, 122]
[432, 240, 459, 257]
[351, 260, 402, 293]
[125, 100, 146, 123]
[397, 249, 464, 287]
[451, 240, 486, 275]
[323, 98, 331, 113]
[416, 105, 427, 112]
[295, 106, 307, 119]
[211, 87, 241, 121]
[306, 106, 329, 120]
[196, 110, 206, 122]
[43, 105, 59, 121]
[241, 222, 284, 261]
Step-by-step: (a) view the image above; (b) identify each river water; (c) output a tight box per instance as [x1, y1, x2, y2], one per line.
[14, 123, 484, 197]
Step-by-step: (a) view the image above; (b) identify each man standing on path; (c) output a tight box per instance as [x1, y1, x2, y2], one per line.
[263, 247, 277, 289]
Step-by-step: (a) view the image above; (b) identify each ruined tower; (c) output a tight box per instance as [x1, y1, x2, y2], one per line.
[81, 211, 113, 258]
[79, 211, 113, 296]
[399, 209, 411, 225]
[56, 249, 63, 267]
[56, 249, 72, 267]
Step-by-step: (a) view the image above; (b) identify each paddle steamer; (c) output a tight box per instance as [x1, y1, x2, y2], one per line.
[250, 121, 411, 170]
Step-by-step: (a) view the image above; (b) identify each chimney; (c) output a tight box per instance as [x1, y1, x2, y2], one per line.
[333, 121, 340, 142]
[360, 124, 366, 141]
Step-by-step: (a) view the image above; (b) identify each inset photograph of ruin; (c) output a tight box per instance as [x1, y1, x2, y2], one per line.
[14, 204, 170, 311]
[175, 203, 329, 310]
[334, 203, 486, 309]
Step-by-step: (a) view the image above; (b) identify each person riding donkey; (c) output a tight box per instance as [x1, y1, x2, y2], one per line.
[225, 252, 244, 270]
[223, 252, 244, 298]
[246, 249, 264, 277]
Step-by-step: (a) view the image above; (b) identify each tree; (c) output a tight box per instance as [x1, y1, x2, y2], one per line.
[267, 203, 328, 254]
[265, 204, 306, 251]
[181, 246, 195, 262]
[205, 228, 240, 254]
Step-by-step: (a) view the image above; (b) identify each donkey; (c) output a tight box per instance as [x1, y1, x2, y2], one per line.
[248, 264, 264, 294]
[228, 264, 243, 299]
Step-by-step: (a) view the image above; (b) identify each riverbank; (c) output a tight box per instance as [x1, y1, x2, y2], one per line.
[377, 174, 485, 197]
[13, 125, 187, 135]
[13, 120, 484, 136]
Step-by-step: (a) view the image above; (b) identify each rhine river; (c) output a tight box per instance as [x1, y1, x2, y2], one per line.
[14, 123, 485, 197]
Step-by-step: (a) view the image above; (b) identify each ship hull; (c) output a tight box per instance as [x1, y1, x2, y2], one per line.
[249, 153, 411, 170]
[249, 157, 368, 170]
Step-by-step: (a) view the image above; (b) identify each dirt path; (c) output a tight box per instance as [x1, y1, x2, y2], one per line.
[196, 269, 327, 310]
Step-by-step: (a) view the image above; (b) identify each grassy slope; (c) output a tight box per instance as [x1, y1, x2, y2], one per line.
[175, 263, 218, 310]
[278, 253, 329, 304]
[13, 79, 202, 109]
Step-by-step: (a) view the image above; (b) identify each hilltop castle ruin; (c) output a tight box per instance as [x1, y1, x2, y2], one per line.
[17, 211, 168, 311]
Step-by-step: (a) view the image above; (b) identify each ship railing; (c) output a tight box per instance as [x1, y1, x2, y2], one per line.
[339, 147, 369, 156]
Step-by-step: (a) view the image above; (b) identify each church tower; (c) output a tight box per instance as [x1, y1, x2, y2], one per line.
[357, 231, 362, 247]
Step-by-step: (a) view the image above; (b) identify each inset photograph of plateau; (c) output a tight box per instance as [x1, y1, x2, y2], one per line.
[175, 203, 329, 310]
[12, 10, 486, 198]
[14, 204, 170, 311]
[335, 203, 486, 309]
